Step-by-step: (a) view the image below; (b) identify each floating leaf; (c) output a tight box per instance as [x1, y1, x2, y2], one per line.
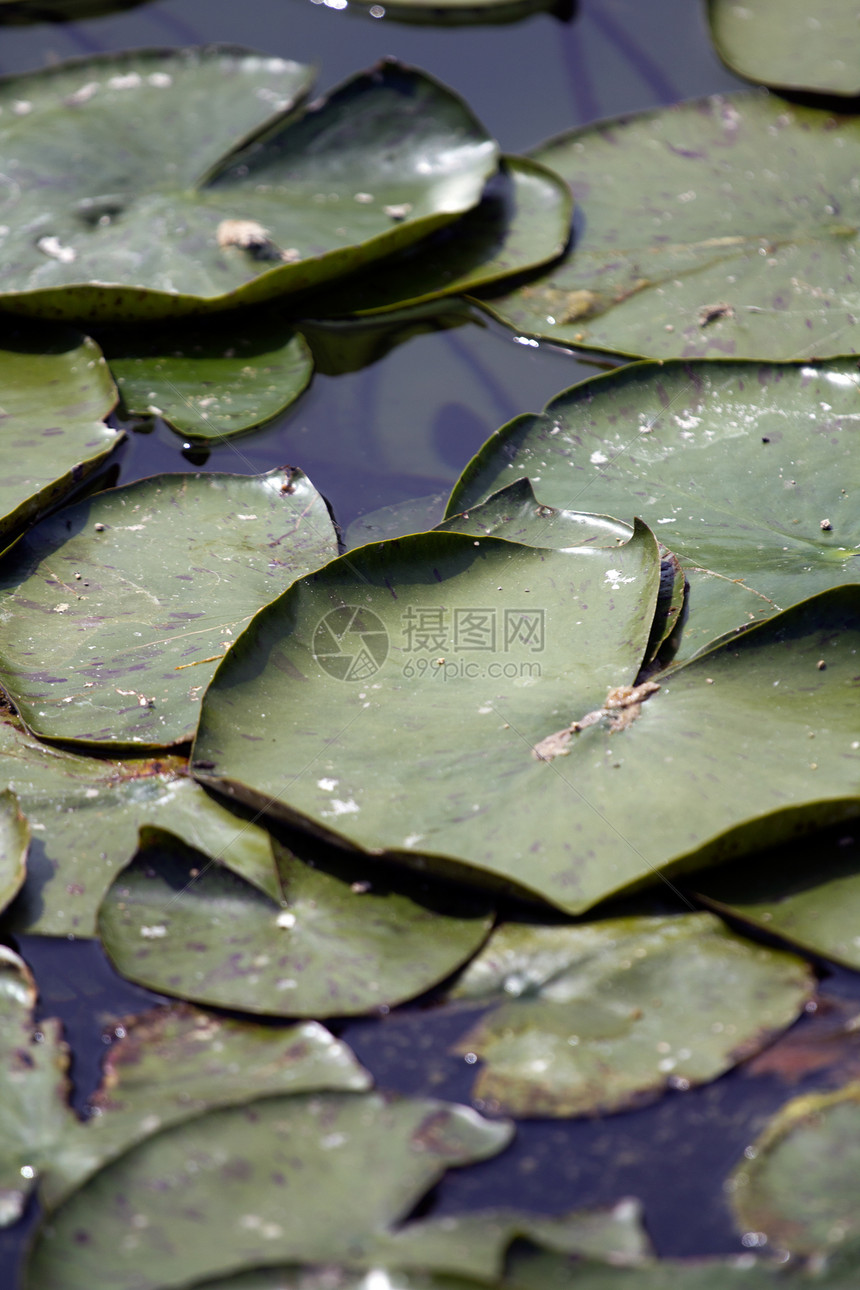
[0, 53, 497, 321]
[303, 158, 571, 317]
[475, 94, 860, 360]
[0, 468, 338, 747]
[192, 524, 664, 912]
[346, 492, 449, 549]
[0, 789, 28, 916]
[347, 0, 562, 26]
[0, 713, 278, 938]
[708, 0, 860, 97]
[103, 316, 313, 440]
[696, 825, 860, 971]
[98, 843, 493, 1016]
[196, 568, 860, 915]
[728, 1083, 860, 1254]
[448, 360, 860, 657]
[439, 478, 631, 549]
[41, 1004, 371, 1209]
[0, 946, 75, 1226]
[25, 1093, 513, 1289]
[0, 324, 121, 552]
[449, 914, 812, 1117]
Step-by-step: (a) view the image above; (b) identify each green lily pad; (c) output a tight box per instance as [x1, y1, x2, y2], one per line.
[0, 946, 75, 1227]
[503, 1249, 842, 1289]
[41, 1004, 371, 1209]
[0, 324, 121, 553]
[349, 0, 561, 26]
[448, 360, 860, 657]
[0, 788, 28, 915]
[0, 52, 497, 321]
[97, 842, 493, 1016]
[303, 157, 571, 318]
[103, 316, 313, 440]
[728, 1083, 860, 1254]
[448, 913, 812, 1117]
[439, 477, 631, 549]
[196, 562, 860, 915]
[695, 825, 860, 971]
[24, 1092, 513, 1289]
[0, 711, 278, 937]
[708, 0, 860, 97]
[0, 467, 338, 748]
[474, 93, 860, 360]
[192, 523, 665, 911]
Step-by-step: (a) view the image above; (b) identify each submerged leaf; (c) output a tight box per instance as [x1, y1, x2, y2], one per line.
[0, 790, 28, 916]
[708, 0, 860, 97]
[729, 1083, 860, 1254]
[448, 361, 860, 657]
[97, 843, 493, 1016]
[0, 468, 338, 747]
[449, 914, 812, 1117]
[41, 1004, 371, 1208]
[25, 1093, 513, 1289]
[104, 316, 313, 439]
[475, 94, 860, 360]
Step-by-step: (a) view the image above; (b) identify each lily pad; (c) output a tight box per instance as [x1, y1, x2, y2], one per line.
[24, 1093, 513, 1289]
[0, 946, 75, 1227]
[728, 1083, 860, 1254]
[303, 157, 571, 317]
[97, 842, 493, 1016]
[708, 0, 860, 97]
[447, 360, 860, 657]
[0, 53, 497, 321]
[0, 324, 121, 553]
[103, 316, 313, 440]
[196, 559, 860, 915]
[41, 1004, 371, 1209]
[448, 914, 812, 1117]
[0, 789, 28, 916]
[0, 712, 279, 938]
[346, 493, 449, 549]
[349, 0, 562, 26]
[474, 93, 860, 360]
[0, 467, 338, 747]
[695, 825, 860, 972]
[192, 523, 665, 911]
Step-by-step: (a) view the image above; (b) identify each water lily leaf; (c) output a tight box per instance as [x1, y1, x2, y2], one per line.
[448, 914, 812, 1117]
[0, 946, 75, 1227]
[103, 316, 313, 440]
[708, 0, 860, 97]
[97, 842, 493, 1016]
[197, 567, 860, 916]
[0, 53, 497, 321]
[0, 789, 28, 915]
[346, 493, 449, 549]
[728, 1083, 860, 1254]
[474, 93, 860, 360]
[192, 523, 664, 912]
[447, 360, 860, 656]
[24, 1092, 513, 1289]
[503, 1249, 832, 1289]
[0, 713, 278, 937]
[41, 1004, 371, 1209]
[695, 825, 860, 972]
[0, 324, 121, 553]
[302, 157, 571, 318]
[348, 0, 562, 26]
[0, 467, 338, 748]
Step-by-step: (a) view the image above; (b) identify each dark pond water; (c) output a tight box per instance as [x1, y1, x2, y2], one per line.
[2, 2, 859, 1285]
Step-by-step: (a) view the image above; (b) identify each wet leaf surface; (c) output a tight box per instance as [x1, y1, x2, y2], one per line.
[728, 1083, 860, 1254]
[24, 1092, 513, 1289]
[0, 712, 278, 937]
[0, 467, 338, 747]
[0, 946, 75, 1227]
[0, 790, 28, 915]
[103, 316, 313, 439]
[475, 94, 860, 360]
[0, 325, 121, 553]
[302, 157, 571, 317]
[708, 0, 860, 96]
[447, 360, 860, 659]
[448, 914, 812, 1117]
[97, 843, 494, 1016]
[41, 1003, 371, 1208]
[192, 523, 663, 912]
[0, 53, 497, 321]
